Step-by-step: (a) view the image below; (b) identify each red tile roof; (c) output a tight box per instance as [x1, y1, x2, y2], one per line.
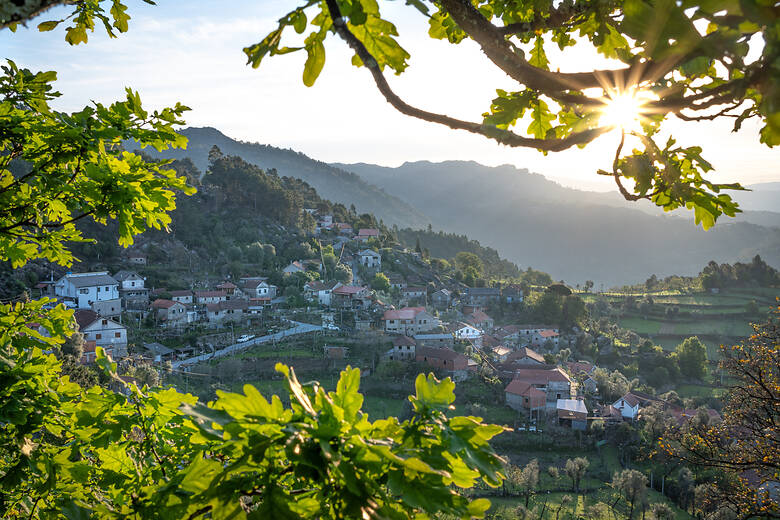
[539, 329, 560, 338]
[152, 299, 179, 309]
[504, 380, 547, 406]
[74, 309, 98, 330]
[195, 290, 227, 298]
[384, 307, 426, 320]
[357, 228, 379, 237]
[393, 335, 416, 347]
[333, 285, 367, 296]
[505, 347, 545, 364]
[513, 367, 572, 385]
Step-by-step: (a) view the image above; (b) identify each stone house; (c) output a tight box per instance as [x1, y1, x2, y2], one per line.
[385, 335, 416, 361]
[505, 379, 547, 412]
[416, 347, 469, 381]
[207, 299, 248, 323]
[195, 290, 228, 305]
[464, 287, 500, 305]
[74, 309, 127, 358]
[358, 249, 381, 269]
[151, 299, 188, 326]
[431, 289, 451, 309]
[383, 307, 438, 335]
[413, 333, 455, 349]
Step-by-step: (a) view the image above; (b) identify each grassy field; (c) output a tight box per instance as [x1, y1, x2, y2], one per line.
[675, 384, 724, 398]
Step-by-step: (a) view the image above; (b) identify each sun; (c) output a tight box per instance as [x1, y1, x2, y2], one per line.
[599, 89, 657, 132]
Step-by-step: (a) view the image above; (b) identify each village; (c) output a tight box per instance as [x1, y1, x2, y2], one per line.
[33, 207, 723, 443]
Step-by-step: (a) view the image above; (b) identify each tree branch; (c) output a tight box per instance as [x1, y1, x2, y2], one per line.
[0, 0, 75, 30]
[322, 0, 610, 151]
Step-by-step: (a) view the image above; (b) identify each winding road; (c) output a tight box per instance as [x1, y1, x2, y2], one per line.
[172, 321, 322, 368]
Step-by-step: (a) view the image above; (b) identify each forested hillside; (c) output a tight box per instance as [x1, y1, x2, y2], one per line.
[130, 127, 429, 229]
[396, 228, 521, 279]
[340, 161, 780, 286]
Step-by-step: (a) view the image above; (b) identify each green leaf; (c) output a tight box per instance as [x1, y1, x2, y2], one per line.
[527, 99, 555, 139]
[303, 36, 326, 87]
[64, 25, 88, 45]
[529, 37, 549, 69]
[37, 21, 61, 32]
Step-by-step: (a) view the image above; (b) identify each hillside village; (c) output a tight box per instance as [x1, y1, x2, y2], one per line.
[34, 199, 756, 436]
[16, 150, 778, 518]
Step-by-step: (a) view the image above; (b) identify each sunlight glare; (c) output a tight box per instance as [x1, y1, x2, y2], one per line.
[599, 89, 657, 132]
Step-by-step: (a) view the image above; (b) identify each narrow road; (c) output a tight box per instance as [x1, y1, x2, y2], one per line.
[172, 321, 322, 368]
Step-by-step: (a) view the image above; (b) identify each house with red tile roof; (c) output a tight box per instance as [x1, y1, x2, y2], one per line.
[74, 309, 127, 358]
[283, 261, 306, 275]
[332, 285, 372, 309]
[504, 347, 545, 367]
[465, 310, 494, 331]
[505, 379, 547, 412]
[383, 306, 438, 335]
[206, 299, 248, 323]
[416, 347, 469, 381]
[151, 299, 187, 326]
[509, 367, 573, 408]
[169, 290, 194, 305]
[356, 228, 379, 242]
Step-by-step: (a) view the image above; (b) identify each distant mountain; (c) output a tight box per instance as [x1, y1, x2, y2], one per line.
[731, 182, 780, 213]
[334, 160, 780, 287]
[132, 127, 430, 230]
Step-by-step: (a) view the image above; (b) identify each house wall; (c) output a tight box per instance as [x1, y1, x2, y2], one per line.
[83, 319, 127, 356]
[91, 299, 122, 317]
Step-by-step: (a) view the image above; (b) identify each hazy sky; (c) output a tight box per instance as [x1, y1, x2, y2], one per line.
[3, 0, 778, 191]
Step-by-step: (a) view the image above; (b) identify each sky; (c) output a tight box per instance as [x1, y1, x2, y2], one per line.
[2, 0, 778, 192]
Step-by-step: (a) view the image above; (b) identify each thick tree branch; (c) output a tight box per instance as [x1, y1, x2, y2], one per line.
[323, 0, 609, 151]
[440, 0, 751, 112]
[0, 0, 74, 30]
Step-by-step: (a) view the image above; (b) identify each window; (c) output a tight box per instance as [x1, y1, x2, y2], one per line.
[105, 286, 110, 292]
[95, 333, 102, 340]
[79, 288, 89, 294]
[102, 320, 107, 325]
[131, 281, 135, 287]
[97, 287, 100, 292]
[115, 332, 121, 338]
[557, 394, 562, 400]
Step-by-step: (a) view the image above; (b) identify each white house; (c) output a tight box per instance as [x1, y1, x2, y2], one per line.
[357, 249, 381, 269]
[451, 322, 483, 341]
[304, 280, 342, 306]
[113, 270, 148, 308]
[612, 392, 662, 420]
[74, 309, 127, 358]
[55, 272, 120, 316]
[113, 270, 145, 291]
[239, 278, 277, 299]
[613, 393, 641, 420]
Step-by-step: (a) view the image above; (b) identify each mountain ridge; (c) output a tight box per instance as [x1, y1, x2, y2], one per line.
[131, 127, 431, 230]
[335, 160, 780, 286]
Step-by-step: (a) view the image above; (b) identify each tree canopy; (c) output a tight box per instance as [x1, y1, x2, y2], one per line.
[7, 0, 776, 228]
[0, 5, 508, 518]
[245, 0, 776, 228]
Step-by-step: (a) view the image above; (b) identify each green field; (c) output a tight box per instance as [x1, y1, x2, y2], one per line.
[676, 384, 724, 398]
[617, 317, 662, 334]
